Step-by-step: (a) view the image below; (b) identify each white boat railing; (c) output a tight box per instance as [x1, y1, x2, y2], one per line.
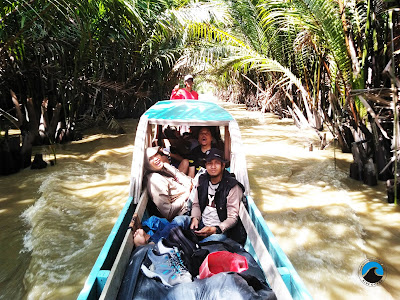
[240, 201, 293, 300]
[99, 192, 149, 299]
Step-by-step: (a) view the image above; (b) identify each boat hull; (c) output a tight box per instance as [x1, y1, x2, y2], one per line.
[78, 100, 312, 299]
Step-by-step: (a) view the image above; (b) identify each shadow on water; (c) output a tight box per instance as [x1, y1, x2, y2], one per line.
[239, 109, 400, 299]
[219, 101, 400, 299]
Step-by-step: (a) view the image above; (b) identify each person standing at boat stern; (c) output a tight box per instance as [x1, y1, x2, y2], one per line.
[170, 74, 199, 100]
[145, 147, 194, 221]
[190, 148, 246, 244]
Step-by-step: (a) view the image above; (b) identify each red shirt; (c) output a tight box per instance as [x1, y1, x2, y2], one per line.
[170, 88, 199, 100]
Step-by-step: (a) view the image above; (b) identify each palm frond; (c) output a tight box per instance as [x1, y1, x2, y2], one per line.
[258, 0, 352, 95]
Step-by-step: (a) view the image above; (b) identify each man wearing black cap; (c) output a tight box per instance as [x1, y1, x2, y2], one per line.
[170, 74, 199, 100]
[189, 148, 246, 244]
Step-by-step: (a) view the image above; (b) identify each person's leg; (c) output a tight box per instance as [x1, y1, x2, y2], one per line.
[129, 213, 141, 233]
[170, 215, 192, 229]
[195, 220, 227, 243]
[200, 233, 227, 243]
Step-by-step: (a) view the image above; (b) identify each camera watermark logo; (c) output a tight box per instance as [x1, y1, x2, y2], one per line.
[358, 258, 386, 287]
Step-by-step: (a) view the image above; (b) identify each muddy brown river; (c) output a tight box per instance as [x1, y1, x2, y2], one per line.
[0, 99, 399, 299]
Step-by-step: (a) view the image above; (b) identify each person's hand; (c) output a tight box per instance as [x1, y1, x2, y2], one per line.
[194, 226, 217, 237]
[161, 147, 170, 156]
[190, 217, 199, 230]
[173, 84, 179, 91]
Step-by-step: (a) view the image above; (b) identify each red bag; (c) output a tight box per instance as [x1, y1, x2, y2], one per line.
[199, 251, 248, 279]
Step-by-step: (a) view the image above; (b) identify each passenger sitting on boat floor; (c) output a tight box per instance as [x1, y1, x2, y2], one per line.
[158, 126, 224, 178]
[135, 148, 246, 246]
[144, 146, 194, 221]
[160, 125, 195, 171]
[182, 126, 220, 178]
[189, 148, 246, 245]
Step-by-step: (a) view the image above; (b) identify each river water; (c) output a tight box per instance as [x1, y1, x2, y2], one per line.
[0, 100, 399, 299]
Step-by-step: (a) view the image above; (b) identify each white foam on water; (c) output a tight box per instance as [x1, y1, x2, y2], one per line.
[19, 160, 128, 299]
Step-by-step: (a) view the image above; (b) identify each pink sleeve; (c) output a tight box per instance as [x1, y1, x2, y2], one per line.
[170, 89, 184, 100]
[170, 90, 178, 99]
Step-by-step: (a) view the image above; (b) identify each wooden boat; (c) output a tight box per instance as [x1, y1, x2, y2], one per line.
[77, 100, 312, 300]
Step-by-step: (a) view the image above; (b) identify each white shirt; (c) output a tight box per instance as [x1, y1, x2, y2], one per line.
[201, 182, 220, 227]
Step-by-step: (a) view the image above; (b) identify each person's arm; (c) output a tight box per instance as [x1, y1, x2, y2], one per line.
[190, 186, 201, 229]
[218, 184, 242, 232]
[170, 85, 179, 99]
[160, 142, 183, 162]
[163, 163, 193, 189]
[168, 189, 191, 220]
[187, 150, 197, 178]
[170, 152, 184, 162]
[188, 166, 195, 178]
[170, 88, 184, 100]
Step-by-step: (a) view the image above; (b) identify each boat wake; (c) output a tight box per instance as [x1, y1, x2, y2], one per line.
[20, 160, 128, 298]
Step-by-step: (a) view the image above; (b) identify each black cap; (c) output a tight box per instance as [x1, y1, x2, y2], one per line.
[205, 148, 227, 163]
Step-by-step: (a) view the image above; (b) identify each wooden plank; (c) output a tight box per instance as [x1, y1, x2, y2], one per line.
[224, 126, 231, 162]
[134, 192, 148, 220]
[99, 229, 133, 300]
[99, 192, 148, 299]
[239, 203, 293, 300]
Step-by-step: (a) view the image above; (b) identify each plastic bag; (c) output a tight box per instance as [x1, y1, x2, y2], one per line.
[142, 215, 169, 236]
[199, 251, 248, 279]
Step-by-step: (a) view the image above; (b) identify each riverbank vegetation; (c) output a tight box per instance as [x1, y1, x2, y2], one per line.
[0, 0, 399, 201]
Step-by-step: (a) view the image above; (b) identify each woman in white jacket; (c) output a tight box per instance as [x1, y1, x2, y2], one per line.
[144, 147, 194, 221]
